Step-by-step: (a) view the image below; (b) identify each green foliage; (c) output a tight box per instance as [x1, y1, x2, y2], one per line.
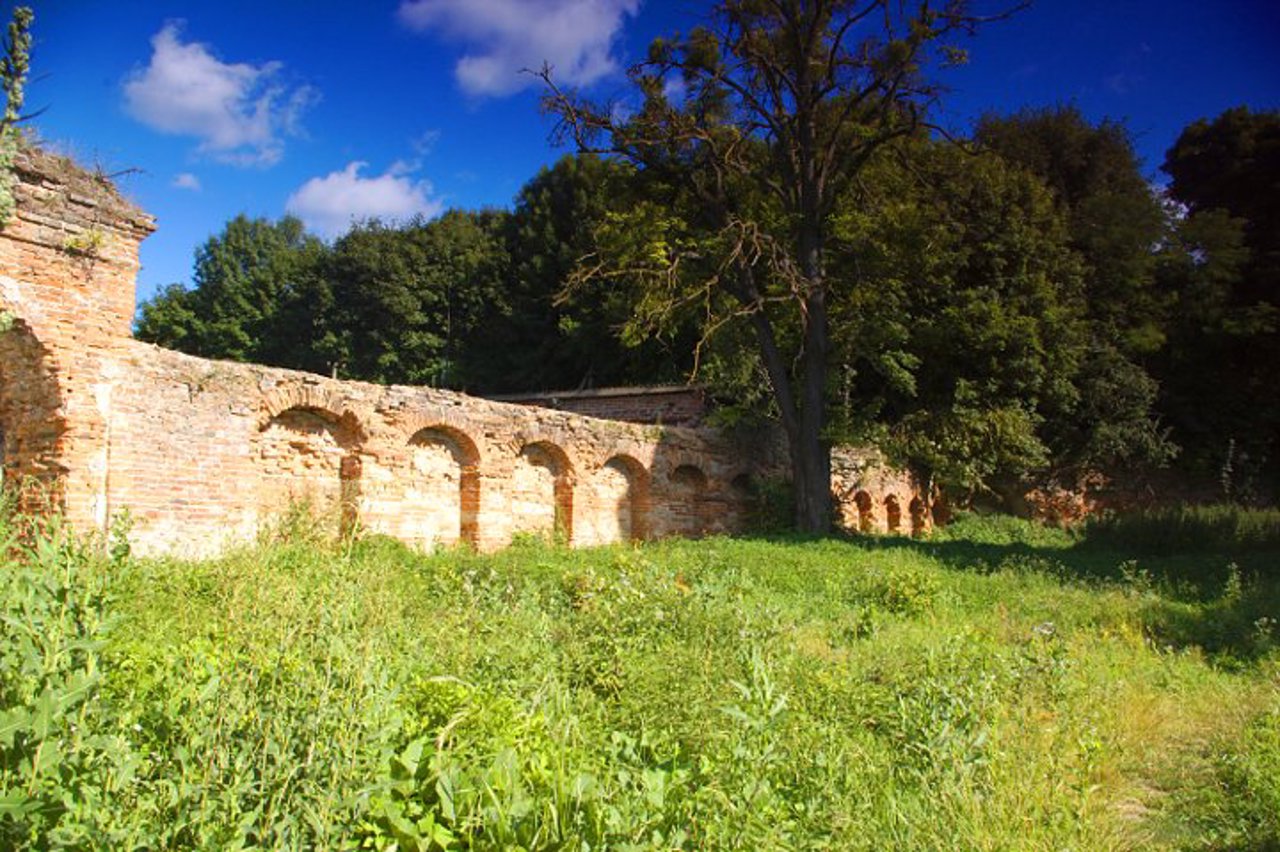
[1158, 107, 1280, 494]
[135, 215, 330, 370]
[974, 106, 1177, 477]
[1083, 504, 1280, 556]
[0, 514, 132, 849]
[826, 140, 1083, 491]
[325, 210, 508, 386]
[544, 0, 1018, 532]
[3, 504, 1279, 848]
[0, 7, 33, 227]
[471, 154, 690, 393]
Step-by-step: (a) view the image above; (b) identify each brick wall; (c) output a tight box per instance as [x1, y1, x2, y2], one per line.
[102, 344, 771, 556]
[491, 386, 709, 426]
[0, 146, 154, 525]
[0, 144, 924, 555]
[830, 445, 932, 536]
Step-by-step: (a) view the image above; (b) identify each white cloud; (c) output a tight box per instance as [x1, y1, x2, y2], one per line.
[123, 23, 317, 166]
[285, 162, 445, 238]
[172, 172, 201, 191]
[397, 0, 640, 97]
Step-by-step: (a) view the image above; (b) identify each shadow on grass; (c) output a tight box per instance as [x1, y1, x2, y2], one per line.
[817, 513, 1280, 666]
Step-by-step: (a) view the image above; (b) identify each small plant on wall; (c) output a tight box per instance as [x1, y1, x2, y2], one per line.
[62, 227, 105, 259]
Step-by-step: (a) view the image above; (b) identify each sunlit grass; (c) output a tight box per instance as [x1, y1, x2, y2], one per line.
[2, 504, 1277, 849]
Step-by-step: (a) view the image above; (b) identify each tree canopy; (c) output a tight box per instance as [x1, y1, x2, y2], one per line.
[134, 96, 1280, 515]
[542, 0, 1020, 531]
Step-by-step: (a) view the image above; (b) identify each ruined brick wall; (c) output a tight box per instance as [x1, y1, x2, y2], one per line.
[0, 145, 928, 555]
[830, 445, 932, 536]
[0, 146, 154, 522]
[104, 343, 765, 556]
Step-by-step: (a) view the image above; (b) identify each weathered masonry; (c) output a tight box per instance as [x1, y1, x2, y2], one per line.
[0, 147, 803, 556]
[0, 147, 926, 557]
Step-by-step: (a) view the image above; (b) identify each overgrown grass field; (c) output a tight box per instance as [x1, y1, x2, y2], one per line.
[2, 506, 1278, 850]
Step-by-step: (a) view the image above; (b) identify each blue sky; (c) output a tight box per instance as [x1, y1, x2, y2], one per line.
[10, 0, 1279, 305]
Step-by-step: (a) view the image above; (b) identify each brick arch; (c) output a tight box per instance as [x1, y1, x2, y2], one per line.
[669, 463, 710, 536]
[601, 453, 650, 542]
[854, 490, 874, 533]
[407, 424, 481, 547]
[517, 439, 575, 543]
[258, 386, 369, 442]
[884, 494, 902, 534]
[397, 410, 486, 463]
[909, 496, 927, 537]
[257, 404, 364, 533]
[0, 317, 67, 510]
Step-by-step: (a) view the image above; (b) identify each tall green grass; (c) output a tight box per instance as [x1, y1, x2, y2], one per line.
[1084, 503, 1280, 556]
[1, 502, 1277, 850]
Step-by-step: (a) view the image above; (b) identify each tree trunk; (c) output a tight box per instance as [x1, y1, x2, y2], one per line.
[790, 196, 834, 533]
[793, 286, 833, 533]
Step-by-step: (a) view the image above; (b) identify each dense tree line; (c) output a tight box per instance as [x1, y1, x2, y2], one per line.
[137, 155, 694, 393]
[137, 111, 1279, 511]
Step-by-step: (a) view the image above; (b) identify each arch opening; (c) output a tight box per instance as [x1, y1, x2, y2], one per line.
[393, 425, 482, 549]
[602, 454, 649, 543]
[909, 497, 927, 537]
[853, 490, 874, 533]
[257, 406, 363, 534]
[515, 441, 574, 543]
[670, 463, 710, 537]
[884, 495, 902, 534]
[0, 319, 65, 511]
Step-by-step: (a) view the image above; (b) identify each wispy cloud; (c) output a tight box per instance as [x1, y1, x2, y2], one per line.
[397, 0, 640, 97]
[172, 172, 201, 191]
[123, 23, 317, 167]
[285, 162, 445, 238]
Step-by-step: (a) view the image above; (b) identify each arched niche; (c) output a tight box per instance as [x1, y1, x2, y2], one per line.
[884, 494, 902, 534]
[729, 472, 757, 528]
[257, 405, 364, 532]
[402, 425, 481, 548]
[599, 454, 650, 543]
[0, 317, 64, 510]
[853, 490, 874, 533]
[513, 440, 575, 543]
[670, 463, 710, 537]
[909, 497, 927, 537]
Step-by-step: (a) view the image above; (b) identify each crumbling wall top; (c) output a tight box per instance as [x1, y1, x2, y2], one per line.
[9, 143, 156, 241]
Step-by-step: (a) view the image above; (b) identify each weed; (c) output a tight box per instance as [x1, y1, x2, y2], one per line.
[0, 506, 1277, 848]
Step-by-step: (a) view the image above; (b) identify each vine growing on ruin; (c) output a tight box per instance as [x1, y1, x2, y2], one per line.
[0, 6, 33, 227]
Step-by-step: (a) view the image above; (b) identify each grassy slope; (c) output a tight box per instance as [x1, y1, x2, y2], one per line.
[2, 509, 1278, 850]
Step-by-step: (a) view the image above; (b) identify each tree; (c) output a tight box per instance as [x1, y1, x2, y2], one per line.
[1159, 107, 1280, 496]
[974, 106, 1176, 477]
[976, 106, 1168, 353]
[324, 210, 508, 387]
[135, 215, 327, 368]
[469, 154, 695, 393]
[544, 0, 1014, 532]
[824, 139, 1086, 495]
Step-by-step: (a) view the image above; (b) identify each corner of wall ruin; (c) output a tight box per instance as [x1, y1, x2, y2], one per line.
[0, 144, 155, 528]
